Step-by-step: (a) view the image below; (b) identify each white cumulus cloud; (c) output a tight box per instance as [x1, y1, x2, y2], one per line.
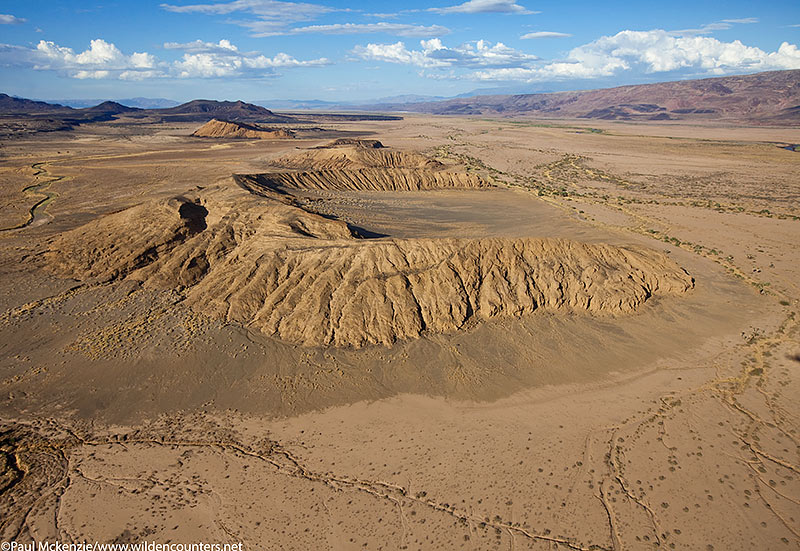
[170, 41, 330, 78]
[354, 42, 439, 67]
[566, 30, 800, 75]
[0, 37, 329, 80]
[355, 30, 800, 83]
[29, 39, 158, 79]
[354, 38, 538, 69]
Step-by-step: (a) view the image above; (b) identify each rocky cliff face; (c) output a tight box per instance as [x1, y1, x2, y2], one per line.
[253, 169, 488, 192]
[184, 236, 693, 347]
[259, 139, 487, 192]
[272, 142, 442, 170]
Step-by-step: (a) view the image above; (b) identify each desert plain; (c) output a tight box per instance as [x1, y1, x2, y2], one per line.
[0, 113, 799, 550]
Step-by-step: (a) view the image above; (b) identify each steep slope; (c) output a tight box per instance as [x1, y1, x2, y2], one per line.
[48, 185, 354, 283]
[251, 169, 487, 192]
[181, 236, 694, 347]
[192, 119, 295, 139]
[273, 140, 441, 170]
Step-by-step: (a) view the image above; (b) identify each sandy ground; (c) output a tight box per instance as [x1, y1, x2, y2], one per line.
[0, 115, 799, 550]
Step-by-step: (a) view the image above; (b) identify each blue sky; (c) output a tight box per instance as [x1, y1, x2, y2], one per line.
[1, 0, 799, 102]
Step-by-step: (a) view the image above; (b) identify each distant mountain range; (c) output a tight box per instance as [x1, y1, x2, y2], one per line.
[3, 70, 799, 127]
[0, 96, 293, 122]
[0, 95, 399, 136]
[251, 70, 800, 125]
[46, 97, 180, 109]
[363, 70, 800, 124]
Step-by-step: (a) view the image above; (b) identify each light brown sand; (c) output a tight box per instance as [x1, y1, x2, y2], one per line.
[1, 116, 798, 549]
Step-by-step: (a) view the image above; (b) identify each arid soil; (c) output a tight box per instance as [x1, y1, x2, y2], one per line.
[0, 115, 798, 550]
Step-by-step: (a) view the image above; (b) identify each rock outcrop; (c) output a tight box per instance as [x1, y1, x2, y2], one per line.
[179, 236, 693, 347]
[191, 119, 295, 139]
[48, 142, 693, 348]
[273, 141, 441, 170]
[50, 194, 693, 348]
[261, 139, 487, 192]
[48, 186, 353, 283]
[251, 169, 488, 192]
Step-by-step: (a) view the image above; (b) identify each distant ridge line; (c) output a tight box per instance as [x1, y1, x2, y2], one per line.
[3, 69, 799, 125]
[357, 69, 800, 125]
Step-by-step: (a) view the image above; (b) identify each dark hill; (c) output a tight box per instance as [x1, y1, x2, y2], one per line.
[82, 101, 141, 115]
[0, 94, 71, 114]
[155, 99, 292, 123]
